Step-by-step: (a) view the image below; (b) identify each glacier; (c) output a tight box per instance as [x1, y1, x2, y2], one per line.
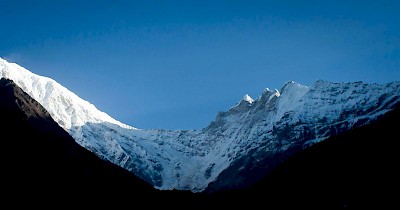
[1, 57, 399, 192]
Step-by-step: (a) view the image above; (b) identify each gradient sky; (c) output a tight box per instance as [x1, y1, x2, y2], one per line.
[1, 0, 399, 130]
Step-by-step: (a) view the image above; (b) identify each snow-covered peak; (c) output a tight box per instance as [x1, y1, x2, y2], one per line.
[0, 57, 136, 132]
[275, 81, 309, 120]
[280, 80, 306, 93]
[243, 94, 254, 104]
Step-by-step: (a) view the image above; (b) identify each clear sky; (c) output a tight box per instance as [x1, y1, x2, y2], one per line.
[1, 0, 399, 130]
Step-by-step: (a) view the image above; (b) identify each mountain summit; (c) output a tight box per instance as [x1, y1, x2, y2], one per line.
[1, 57, 399, 193]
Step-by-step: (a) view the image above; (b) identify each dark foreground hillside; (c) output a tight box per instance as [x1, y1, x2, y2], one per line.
[1, 77, 398, 209]
[0, 78, 194, 207]
[263, 105, 400, 209]
[203, 103, 400, 209]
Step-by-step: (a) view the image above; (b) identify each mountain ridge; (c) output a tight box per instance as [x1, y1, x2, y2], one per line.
[3, 76, 398, 208]
[1, 57, 399, 192]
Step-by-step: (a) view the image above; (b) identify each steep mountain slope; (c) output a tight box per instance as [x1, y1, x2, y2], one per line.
[0, 77, 215, 208]
[0, 78, 157, 203]
[197, 104, 400, 209]
[1, 57, 399, 192]
[249, 105, 400, 209]
[205, 80, 400, 191]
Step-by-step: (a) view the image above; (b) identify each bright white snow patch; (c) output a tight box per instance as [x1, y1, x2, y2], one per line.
[274, 89, 281, 97]
[0, 57, 136, 131]
[243, 94, 254, 104]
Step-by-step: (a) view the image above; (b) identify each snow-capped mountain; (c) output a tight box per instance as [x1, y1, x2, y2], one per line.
[1, 57, 399, 192]
[0, 77, 157, 195]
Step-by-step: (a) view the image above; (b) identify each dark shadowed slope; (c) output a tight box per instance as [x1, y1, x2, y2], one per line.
[204, 103, 400, 209]
[263, 104, 400, 209]
[0, 78, 197, 207]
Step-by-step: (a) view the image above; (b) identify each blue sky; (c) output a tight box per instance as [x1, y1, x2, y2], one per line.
[1, 0, 399, 130]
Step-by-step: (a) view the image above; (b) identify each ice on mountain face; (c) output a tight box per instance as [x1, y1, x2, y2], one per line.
[2, 57, 400, 193]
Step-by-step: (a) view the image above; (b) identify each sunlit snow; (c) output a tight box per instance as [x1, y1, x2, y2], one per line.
[1, 57, 399, 192]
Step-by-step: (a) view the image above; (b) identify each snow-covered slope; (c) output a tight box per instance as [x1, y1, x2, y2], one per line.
[1, 57, 399, 192]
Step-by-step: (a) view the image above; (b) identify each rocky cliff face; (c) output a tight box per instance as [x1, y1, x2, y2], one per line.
[1, 57, 399, 192]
